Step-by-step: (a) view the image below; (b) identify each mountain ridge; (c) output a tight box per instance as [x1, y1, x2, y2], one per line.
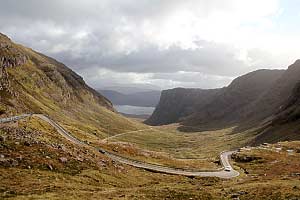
[181, 69, 285, 130]
[147, 61, 300, 143]
[0, 33, 142, 138]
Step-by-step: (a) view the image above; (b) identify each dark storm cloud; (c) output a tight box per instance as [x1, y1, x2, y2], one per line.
[0, 0, 225, 22]
[96, 42, 250, 76]
[44, 38, 252, 77]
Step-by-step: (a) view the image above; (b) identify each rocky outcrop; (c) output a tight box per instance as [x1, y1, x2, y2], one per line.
[0, 33, 28, 68]
[231, 153, 262, 163]
[0, 34, 28, 98]
[0, 55, 28, 68]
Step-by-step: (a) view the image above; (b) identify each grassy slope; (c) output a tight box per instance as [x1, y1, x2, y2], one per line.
[1, 33, 300, 199]
[1, 34, 146, 140]
[7, 61, 146, 137]
[1, 119, 300, 200]
[108, 124, 257, 159]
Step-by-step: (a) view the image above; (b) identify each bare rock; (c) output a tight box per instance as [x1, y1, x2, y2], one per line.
[47, 164, 53, 170]
[232, 153, 262, 163]
[24, 141, 31, 146]
[76, 157, 83, 162]
[97, 161, 106, 167]
[0, 135, 5, 142]
[59, 157, 68, 163]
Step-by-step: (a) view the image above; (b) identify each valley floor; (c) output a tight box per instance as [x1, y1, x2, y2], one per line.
[1, 116, 300, 199]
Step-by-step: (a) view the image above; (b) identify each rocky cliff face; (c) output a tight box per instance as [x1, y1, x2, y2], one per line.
[0, 33, 29, 97]
[0, 33, 28, 68]
[145, 88, 221, 125]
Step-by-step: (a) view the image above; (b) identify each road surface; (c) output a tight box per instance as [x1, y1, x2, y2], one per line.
[0, 114, 240, 178]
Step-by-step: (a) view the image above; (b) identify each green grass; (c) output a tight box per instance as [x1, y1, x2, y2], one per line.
[108, 124, 257, 159]
[1, 119, 300, 199]
[5, 60, 147, 140]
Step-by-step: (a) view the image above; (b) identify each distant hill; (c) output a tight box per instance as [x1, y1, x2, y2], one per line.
[99, 89, 161, 107]
[0, 33, 142, 137]
[145, 88, 221, 125]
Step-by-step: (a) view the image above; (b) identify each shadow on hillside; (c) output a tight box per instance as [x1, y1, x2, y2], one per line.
[177, 119, 300, 146]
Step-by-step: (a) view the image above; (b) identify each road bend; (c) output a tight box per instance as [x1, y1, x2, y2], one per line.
[0, 114, 240, 179]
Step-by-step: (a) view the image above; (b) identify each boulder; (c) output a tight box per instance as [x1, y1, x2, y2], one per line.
[59, 157, 68, 163]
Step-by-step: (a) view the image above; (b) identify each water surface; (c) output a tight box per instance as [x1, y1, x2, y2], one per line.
[114, 105, 155, 115]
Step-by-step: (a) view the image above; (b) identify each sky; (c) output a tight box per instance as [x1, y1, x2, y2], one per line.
[0, 0, 299, 90]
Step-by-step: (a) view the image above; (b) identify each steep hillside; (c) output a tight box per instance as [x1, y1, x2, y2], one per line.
[241, 60, 300, 127]
[181, 69, 284, 130]
[251, 80, 300, 144]
[0, 33, 143, 138]
[145, 88, 221, 125]
[275, 81, 300, 124]
[236, 60, 300, 144]
[99, 89, 161, 107]
[147, 69, 284, 128]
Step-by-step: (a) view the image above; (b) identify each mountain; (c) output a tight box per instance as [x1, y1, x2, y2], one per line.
[274, 81, 300, 124]
[147, 69, 284, 128]
[181, 69, 285, 130]
[240, 60, 300, 128]
[248, 61, 300, 144]
[145, 88, 221, 125]
[99, 89, 161, 107]
[0, 33, 142, 137]
[147, 60, 300, 143]
[251, 81, 300, 144]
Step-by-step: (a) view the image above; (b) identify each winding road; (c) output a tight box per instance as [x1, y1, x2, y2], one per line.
[0, 114, 239, 179]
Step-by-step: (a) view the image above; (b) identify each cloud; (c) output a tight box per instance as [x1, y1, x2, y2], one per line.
[79, 68, 233, 90]
[0, 0, 298, 89]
